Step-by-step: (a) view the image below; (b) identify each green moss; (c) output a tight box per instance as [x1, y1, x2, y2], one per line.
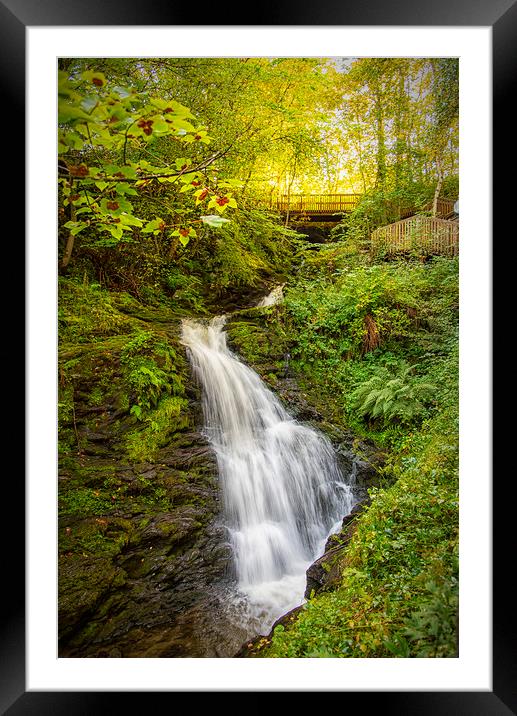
[59, 278, 135, 343]
[60, 519, 130, 558]
[59, 486, 118, 516]
[226, 317, 287, 367]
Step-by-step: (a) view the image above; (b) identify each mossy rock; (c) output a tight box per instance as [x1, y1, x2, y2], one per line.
[59, 554, 127, 637]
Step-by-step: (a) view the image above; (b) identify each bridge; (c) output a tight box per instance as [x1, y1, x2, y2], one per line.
[274, 194, 457, 224]
[275, 194, 361, 221]
[274, 193, 459, 257]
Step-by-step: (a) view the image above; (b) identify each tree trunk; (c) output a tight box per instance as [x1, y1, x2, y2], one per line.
[284, 158, 297, 228]
[374, 91, 386, 193]
[393, 68, 406, 189]
[432, 159, 443, 217]
[60, 203, 77, 270]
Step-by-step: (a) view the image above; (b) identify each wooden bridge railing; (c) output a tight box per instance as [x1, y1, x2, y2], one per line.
[275, 194, 456, 221]
[385, 197, 457, 221]
[276, 194, 362, 215]
[426, 198, 456, 218]
[371, 214, 459, 257]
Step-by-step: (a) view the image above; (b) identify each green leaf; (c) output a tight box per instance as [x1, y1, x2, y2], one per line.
[81, 70, 107, 88]
[122, 167, 138, 179]
[115, 182, 138, 196]
[107, 224, 124, 239]
[63, 131, 85, 150]
[164, 100, 196, 118]
[219, 179, 244, 189]
[150, 119, 170, 134]
[178, 234, 190, 247]
[179, 173, 198, 184]
[142, 218, 164, 233]
[130, 404, 143, 419]
[175, 158, 192, 171]
[58, 104, 91, 125]
[148, 98, 170, 111]
[172, 118, 196, 133]
[64, 220, 87, 236]
[99, 197, 133, 215]
[118, 213, 144, 227]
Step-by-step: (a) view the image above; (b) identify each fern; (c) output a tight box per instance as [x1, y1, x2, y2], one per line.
[350, 364, 436, 426]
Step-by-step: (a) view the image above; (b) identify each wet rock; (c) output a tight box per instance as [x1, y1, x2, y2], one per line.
[304, 500, 370, 599]
[234, 603, 306, 658]
[58, 554, 127, 640]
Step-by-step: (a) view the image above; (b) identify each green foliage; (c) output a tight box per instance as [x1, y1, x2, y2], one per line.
[58, 64, 238, 265]
[260, 402, 458, 658]
[123, 395, 189, 462]
[178, 207, 303, 297]
[58, 276, 191, 472]
[60, 486, 117, 516]
[58, 277, 133, 343]
[350, 363, 436, 426]
[276, 260, 454, 446]
[332, 181, 444, 248]
[396, 573, 459, 657]
[233, 251, 458, 659]
[285, 262, 428, 365]
[120, 329, 185, 416]
[162, 270, 207, 315]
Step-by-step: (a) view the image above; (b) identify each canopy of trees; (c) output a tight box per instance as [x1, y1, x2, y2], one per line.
[58, 56, 458, 294]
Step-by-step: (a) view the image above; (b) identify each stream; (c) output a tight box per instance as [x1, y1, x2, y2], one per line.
[181, 313, 356, 640]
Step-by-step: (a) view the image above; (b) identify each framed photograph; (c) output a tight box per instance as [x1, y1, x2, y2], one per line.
[10, 0, 504, 711]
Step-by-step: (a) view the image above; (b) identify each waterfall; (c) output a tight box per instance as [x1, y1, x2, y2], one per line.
[256, 284, 284, 307]
[181, 315, 355, 636]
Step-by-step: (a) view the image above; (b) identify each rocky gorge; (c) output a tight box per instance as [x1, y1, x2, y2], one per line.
[58, 288, 383, 658]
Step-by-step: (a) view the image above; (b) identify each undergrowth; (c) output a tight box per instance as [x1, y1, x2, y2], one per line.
[250, 253, 459, 657]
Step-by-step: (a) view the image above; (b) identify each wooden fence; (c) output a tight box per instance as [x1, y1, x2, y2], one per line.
[385, 197, 457, 221]
[276, 194, 361, 215]
[371, 214, 459, 257]
[426, 198, 457, 218]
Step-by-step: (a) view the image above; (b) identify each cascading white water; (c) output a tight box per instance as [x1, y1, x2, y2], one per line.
[256, 284, 284, 307]
[181, 315, 354, 635]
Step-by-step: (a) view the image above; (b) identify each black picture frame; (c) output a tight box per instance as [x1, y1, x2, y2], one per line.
[8, 0, 507, 712]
